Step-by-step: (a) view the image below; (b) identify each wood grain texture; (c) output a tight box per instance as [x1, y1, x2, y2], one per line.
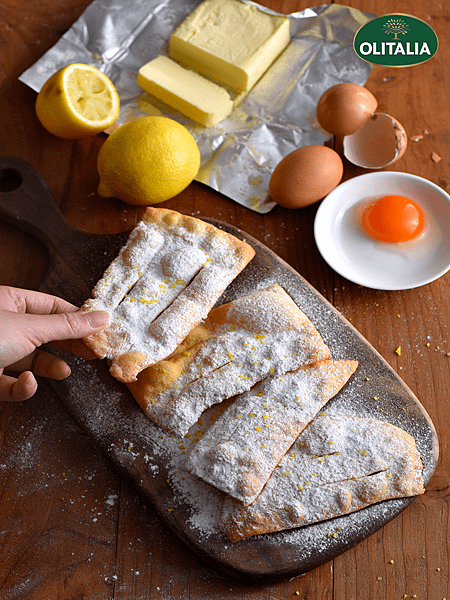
[0, 0, 449, 598]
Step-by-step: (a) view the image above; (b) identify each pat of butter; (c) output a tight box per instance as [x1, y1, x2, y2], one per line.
[137, 55, 234, 127]
[169, 0, 291, 92]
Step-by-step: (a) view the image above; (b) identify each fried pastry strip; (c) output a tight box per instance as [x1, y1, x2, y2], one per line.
[219, 414, 425, 542]
[82, 207, 255, 382]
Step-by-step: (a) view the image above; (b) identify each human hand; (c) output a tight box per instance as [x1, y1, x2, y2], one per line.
[0, 286, 109, 402]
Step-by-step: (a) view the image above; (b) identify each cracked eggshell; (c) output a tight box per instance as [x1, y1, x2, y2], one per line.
[343, 113, 408, 169]
[316, 83, 378, 137]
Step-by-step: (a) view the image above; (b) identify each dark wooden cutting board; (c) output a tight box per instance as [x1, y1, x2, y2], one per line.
[0, 155, 439, 583]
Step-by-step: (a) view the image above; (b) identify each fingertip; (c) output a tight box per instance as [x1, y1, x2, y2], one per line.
[54, 362, 71, 380]
[85, 310, 110, 329]
[31, 351, 71, 381]
[14, 372, 38, 401]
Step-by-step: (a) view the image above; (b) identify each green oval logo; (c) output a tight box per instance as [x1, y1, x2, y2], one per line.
[354, 14, 438, 67]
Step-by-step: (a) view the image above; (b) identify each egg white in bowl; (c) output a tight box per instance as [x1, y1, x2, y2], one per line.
[314, 171, 450, 290]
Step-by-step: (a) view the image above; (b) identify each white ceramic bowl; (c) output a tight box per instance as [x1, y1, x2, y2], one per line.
[314, 171, 450, 290]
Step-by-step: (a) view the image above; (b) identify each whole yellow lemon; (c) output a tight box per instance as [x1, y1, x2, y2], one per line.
[35, 63, 120, 139]
[97, 116, 201, 205]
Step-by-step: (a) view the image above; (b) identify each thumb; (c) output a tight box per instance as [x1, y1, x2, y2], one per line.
[27, 310, 110, 346]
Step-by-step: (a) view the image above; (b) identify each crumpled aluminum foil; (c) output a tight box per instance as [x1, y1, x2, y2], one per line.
[20, 1, 373, 213]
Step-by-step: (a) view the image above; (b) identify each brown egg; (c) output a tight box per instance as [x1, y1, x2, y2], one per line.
[269, 145, 344, 209]
[316, 83, 377, 137]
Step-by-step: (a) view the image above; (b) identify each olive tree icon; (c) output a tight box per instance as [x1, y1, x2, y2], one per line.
[381, 18, 411, 39]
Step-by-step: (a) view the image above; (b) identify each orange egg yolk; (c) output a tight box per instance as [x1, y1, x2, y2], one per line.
[362, 195, 425, 243]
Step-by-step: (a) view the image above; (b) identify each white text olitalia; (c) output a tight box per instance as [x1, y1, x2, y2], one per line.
[358, 41, 432, 56]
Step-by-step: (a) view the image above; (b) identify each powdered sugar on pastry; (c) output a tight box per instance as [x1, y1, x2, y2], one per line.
[81, 207, 255, 383]
[127, 285, 331, 436]
[186, 360, 358, 505]
[219, 413, 425, 542]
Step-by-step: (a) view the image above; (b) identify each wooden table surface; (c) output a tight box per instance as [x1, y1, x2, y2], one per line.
[0, 0, 449, 598]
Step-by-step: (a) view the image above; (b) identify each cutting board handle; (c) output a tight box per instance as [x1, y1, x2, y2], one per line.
[0, 155, 131, 302]
[0, 155, 80, 254]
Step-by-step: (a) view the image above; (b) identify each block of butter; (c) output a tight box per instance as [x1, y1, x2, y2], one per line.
[169, 0, 291, 92]
[137, 55, 234, 127]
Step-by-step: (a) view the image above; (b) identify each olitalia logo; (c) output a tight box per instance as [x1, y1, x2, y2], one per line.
[354, 14, 438, 67]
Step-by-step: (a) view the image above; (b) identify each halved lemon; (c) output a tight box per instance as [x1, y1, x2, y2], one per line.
[35, 63, 120, 139]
